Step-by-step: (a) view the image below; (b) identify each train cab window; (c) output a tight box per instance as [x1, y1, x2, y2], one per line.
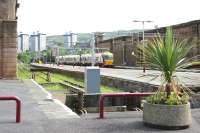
[102, 55, 113, 60]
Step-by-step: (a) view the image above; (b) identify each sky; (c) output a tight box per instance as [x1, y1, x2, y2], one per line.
[17, 0, 200, 35]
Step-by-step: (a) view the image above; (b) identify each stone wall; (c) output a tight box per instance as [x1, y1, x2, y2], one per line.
[0, 0, 18, 78]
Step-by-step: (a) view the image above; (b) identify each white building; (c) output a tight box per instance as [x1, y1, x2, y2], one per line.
[17, 33, 29, 53]
[38, 33, 46, 51]
[29, 32, 46, 52]
[63, 32, 77, 48]
[29, 33, 38, 52]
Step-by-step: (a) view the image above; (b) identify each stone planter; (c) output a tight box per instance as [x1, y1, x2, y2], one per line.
[143, 101, 192, 129]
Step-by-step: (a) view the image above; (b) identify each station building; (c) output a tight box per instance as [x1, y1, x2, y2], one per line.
[96, 20, 200, 67]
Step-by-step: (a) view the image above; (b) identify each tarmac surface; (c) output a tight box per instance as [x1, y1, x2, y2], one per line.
[32, 64, 200, 87]
[1, 79, 200, 133]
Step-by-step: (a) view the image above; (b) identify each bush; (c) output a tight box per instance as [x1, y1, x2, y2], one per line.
[146, 91, 189, 105]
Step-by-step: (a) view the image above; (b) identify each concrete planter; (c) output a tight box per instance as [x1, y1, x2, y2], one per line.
[143, 101, 192, 129]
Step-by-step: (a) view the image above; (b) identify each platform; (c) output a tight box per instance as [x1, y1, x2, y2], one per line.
[32, 63, 200, 88]
[1, 79, 200, 133]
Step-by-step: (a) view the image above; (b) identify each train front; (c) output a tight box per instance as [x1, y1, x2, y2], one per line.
[102, 52, 114, 67]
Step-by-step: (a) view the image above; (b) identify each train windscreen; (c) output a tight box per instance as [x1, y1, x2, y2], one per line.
[102, 54, 113, 60]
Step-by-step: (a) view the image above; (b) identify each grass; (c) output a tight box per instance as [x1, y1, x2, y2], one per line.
[101, 85, 123, 93]
[42, 84, 66, 91]
[17, 63, 32, 79]
[17, 63, 124, 93]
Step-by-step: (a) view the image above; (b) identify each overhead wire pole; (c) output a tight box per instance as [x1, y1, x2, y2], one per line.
[133, 20, 153, 73]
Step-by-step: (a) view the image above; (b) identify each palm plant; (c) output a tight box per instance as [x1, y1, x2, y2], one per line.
[141, 27, 193, 104]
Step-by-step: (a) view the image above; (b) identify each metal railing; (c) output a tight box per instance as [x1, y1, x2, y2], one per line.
[0, 96, 21, 123]
[99, 92, 153, 119]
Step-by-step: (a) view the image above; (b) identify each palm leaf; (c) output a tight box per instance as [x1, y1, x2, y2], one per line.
[140, 27, 193, 84]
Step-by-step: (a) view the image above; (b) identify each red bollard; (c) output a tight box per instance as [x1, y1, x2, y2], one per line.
[0, 96, 21, 123]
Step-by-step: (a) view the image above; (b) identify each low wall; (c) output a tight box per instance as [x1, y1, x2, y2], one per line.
[101, 76, 158, 92]
[65, 93, 142, 113]
[65, 93, 200, 113]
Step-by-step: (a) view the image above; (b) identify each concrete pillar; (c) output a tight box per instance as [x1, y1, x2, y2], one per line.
[0, 0, 18, 79]
[84, 67, 100, 93]
[0, 0, 17, 20]
[0, 20, 17, 78]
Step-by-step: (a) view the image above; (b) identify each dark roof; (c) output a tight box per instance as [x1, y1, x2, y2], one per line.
[146, 19, 200, 33]
[100, 35, 132, 43]
[99, 19, 200, 43]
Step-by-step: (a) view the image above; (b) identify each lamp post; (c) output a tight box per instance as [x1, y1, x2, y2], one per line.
[133, 20, 152, 73]
[90, 34, 95, 66]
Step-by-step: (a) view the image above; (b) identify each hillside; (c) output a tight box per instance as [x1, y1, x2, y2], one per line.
[46, 30, 141, 47]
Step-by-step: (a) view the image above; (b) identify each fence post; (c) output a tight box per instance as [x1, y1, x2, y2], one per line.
[47, 72, 51, 82]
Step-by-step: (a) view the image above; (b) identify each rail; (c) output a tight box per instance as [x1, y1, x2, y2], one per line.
[99, 92, 153, 119]
[0, 96, 21, 123]
[61, 82, 86, 114]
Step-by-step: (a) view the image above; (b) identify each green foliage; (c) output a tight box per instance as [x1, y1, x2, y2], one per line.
[43, 84, 66, 91]
[17, 63, 31, 79]
[141, 27, 192, 83]
[146, 91, 189, 105]
[101, 86, 123, 93]
[17, 51, 38, 64]
[17, 51, 31, 64]
[140, 27, 194, 105]
[17, 63, 123, 93]
[41, 49, 54, 62]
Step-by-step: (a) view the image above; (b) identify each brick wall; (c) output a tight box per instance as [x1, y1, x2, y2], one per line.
[97, 35, 142, 66]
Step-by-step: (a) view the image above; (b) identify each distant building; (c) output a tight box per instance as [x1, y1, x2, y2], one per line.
[63, 32, 77, 48]
[29, 33, 39, 52]
[76, 42, 90, 48]
[30, 31, 46, 52]
[17, 32, 29, 53]
[38, 32, 46, 51]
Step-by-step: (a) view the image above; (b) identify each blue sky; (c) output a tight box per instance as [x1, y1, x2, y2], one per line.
[17, 0, 200, 35]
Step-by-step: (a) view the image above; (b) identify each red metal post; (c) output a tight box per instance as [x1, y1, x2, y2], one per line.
[99, 95, 105, 119]
[15, 98, 21, 123]
[0, 96, 21, 123]
[99, 92, 153, 119]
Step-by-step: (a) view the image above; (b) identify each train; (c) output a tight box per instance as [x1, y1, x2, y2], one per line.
[55, 51, 114, 67]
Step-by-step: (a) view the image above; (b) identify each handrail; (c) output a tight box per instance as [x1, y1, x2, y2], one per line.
[0, 96, 21, 123]
[99, 92, 153, 119]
